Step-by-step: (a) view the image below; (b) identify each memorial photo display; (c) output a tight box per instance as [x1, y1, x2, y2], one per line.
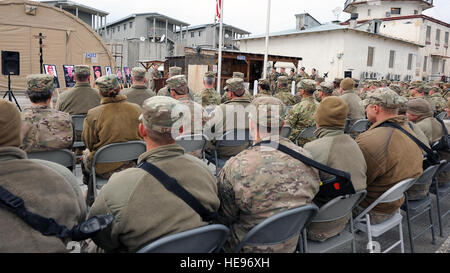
[105, 66, 112, 76]
[116, 67, 124, 84]
[62, 65, 76, 88]
[93, 66, 102, 80]
[44, 64, 60, 88]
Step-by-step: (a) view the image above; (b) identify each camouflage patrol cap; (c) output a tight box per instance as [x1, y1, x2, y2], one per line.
[226, 78, 245, 96]
[74, 65, 91, 76]
[316, 77, 325, 83]
[250, 97, 285, 128]
[233, 72, 245, 79]
[368, 80, 381, 87]
[389, 84, 402, 95]
[422, 85, 432, 95]
[95, 75, 119, 93]
[362, 87, 402, 109]
[317, 82, 335, 94]
[397, 95, 409, 114]
[204, 71, 215, 78]
[166, 75, 188, 95]
[140, 96, 185, 134]
[258, 78, 270, 86]
[277, 76, 289, 84]
[297, 79, 317, 93]
[26, 74, 54, 92]
[131, 67, 147, 81]
[168, 66, 182, 76]
[333, 78, 343, 84]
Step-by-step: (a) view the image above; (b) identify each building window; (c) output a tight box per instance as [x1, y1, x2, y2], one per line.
[407, 54, 413, 70]
[107, 29, 109, 35]
[391, 8, 401, 15]
[117, 25, 120, 32]
[426, 26, 431, 44]
[124, 23, 127, 31]
[389, 50, 396, 68]
[190, 32, 195, 38]
[443, 60, 446, 73]
[112, 28, 115, 34]
[198, 31, 202, 37]
[423, 56, 428, 72]
[436, 29, 441, 45]
[367, 47, 374, 67]
[414, 10, 419, 15]
[130, 21, 133, 29]
[368, 9, 371, 16]
[182, 34, 185, 39]
[445, 32, 449, 47]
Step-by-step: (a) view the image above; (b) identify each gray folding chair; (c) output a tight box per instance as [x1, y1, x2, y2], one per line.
[208, 129, 252, 175]
[347, 119, 369, 134]
[302, 191, 367, 253]
[281, 126, 292, 138]
[436, 112, 447, 120]
[234, 204, 319, 253]
[430, 161, 450, 237]
[402, 162, 442, 252]
[295, 126, 317, 146]
[136, 224, 230, 253]
[27, 149, 76, 173]
[176, 134, 208, 159]
[71, 115, 86, 149]
[354, 178, 418, 253]
[90, 141, 146, 199]
[344, 118, 351, 133]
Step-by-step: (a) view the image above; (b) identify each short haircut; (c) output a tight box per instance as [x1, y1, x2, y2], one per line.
[146, 128, 175, 145]
[259, 82, 270, 91]
[380, 106, 399, 115]
[26, 89, 53, 103]
[99, 88, 120, 98]
[76, 74, 90, 82]
[204, 77, 215, 85]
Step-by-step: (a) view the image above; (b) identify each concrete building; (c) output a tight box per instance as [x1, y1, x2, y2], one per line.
[41, 0, 108, 34]
[175, 23, 250, 50]
[101, 13, 190, 68]
[343, 0, 449, 81]
[236, 13, 423, 82]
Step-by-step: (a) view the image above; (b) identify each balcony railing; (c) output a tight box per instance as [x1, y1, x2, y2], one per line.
[344, 0, 433, 10]
[147, 28, 175, 42]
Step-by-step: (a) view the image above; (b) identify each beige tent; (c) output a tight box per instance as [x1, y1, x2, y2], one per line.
[0, 0, 115, 91]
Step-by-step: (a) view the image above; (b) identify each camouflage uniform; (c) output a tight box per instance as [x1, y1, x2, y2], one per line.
[430, 89, 447, 114]
[274, 76, 297, 106]
[149, 65, 160, 91]
[286, 79, 319, 145]
[269, 71, 278, 94]
[216, 97, 320, 253]
[200, 71, 221, 108]
[21, 74, 74, 153]
[121, 67, 156, 106]
[157, 67, 182, 97]
[221, 72, 253, 103]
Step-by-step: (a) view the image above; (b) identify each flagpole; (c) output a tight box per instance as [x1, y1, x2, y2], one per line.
[263, 0, 271, 79]
[217, 0, 224, 94]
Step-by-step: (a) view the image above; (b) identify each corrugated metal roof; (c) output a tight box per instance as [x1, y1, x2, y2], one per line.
[106, 13, 189, 27]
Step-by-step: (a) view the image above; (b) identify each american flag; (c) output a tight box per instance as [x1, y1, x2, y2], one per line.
[216, 0, 222, 21]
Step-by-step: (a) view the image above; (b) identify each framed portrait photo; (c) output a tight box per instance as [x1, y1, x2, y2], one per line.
[123, 66, 132, 85]
[93, 66, 102, 80]
[105, 66, 112, 76]
[62, 65, 76, 88]
[44, 64, 60, 88]
[116, 67, 124, 84]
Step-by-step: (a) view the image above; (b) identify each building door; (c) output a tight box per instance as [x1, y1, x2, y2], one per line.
[431, 57, 439, 76]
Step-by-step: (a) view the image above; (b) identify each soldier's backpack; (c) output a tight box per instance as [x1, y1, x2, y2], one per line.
[432, 117, 450, 152]
[253, 140, 356, 200]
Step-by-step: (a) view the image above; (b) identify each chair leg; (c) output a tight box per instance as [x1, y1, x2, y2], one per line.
[350, 217, 356, 253]
[366, 214, 375, 253]
[399, 221, 405, 253]
[428, 203, 437, 245]
[404, 195, 415, 253]
[302, 229, 308, 253]
[435, 182, 444, 237]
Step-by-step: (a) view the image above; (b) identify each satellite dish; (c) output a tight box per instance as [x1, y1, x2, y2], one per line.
[140, 36, 145, 42]
[332, 7, 342, 21]
[160, 34, 166, 43]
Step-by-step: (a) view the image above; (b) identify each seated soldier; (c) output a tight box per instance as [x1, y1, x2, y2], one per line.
[274, 76, 297, 106]
[304, 97, 367, 242]
[205, 78, 252, 161]
[0, 100, 86, 252]
[82, 75, 142, 206]
[339, 78, 366, 130]
[216, 97, 320, 253]
[200, 71, 221, 108]
[121, 67, 156, 106]
[221, 72, 253, 103]
[354, 88, 423, 224]
[21, 74, 74, 153]
[87, 96, 220, 253]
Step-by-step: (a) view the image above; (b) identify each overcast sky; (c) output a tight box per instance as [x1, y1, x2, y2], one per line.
[40, 0, 450, 35]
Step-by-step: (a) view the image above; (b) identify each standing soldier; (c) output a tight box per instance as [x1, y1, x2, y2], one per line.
[157, 66, 182, 97]
[121, 67, 156, 106]
[286, 79, 319, 145]
[149, 63, 160, 92]
[269, 67, 278, 94]
[274, 76, 297, 106]
[21, 74, 74, 153]
[200, 71, 221, 108]
[339, 78, 366, 130]
[253, 79, 273, 99]
[316, 82, 336, 101]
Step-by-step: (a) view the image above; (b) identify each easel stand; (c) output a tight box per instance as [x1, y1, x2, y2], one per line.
[2, 74, 22, 111]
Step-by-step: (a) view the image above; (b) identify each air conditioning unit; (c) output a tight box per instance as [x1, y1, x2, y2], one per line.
[370, 72, 374, 78]
[386, 12, 391, 17]
[386, 73, 391, 80]
[365, 72, 369, 78]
